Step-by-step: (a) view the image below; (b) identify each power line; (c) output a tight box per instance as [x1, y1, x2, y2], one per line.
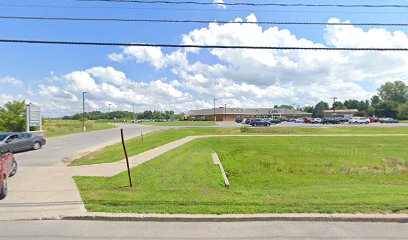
[1, 15, 408, 27]
[1, 39, 408, 51]
[3, 3, 408, 15]
[78, 0, 408, 8]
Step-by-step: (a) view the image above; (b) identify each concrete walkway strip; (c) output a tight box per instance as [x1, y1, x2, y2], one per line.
[212, 152, 230, 188]
[212, 152, 220, 165]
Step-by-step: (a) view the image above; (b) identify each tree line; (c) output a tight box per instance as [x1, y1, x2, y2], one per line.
[301, 81, 408, 119]
[62, 110, 185, 121]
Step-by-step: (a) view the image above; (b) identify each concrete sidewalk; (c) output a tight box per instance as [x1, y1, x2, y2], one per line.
[63, 212, 408, 223]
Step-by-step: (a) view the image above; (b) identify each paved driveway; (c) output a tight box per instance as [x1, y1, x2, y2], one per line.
[0, 124, 165, 220]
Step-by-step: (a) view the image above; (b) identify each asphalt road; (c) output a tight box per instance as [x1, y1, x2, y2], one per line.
[14, 124, 167, 167]
[0, 220, 406, 240]
[1, 124, 167, 220]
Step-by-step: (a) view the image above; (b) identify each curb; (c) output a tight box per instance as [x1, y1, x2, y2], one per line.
[61, 214, 408, 223]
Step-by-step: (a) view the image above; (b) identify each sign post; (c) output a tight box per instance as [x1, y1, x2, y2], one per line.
[26, 104, 42, 132]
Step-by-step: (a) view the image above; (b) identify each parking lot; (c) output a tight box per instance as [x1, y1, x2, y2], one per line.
[217, 121, 408, 128]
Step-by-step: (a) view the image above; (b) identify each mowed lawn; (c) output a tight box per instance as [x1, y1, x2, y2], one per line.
[70, 127, 408, 166]
[44, 119, 115, 138]
[75, 136, 408, 214]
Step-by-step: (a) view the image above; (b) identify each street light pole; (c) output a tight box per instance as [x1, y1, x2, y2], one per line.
[132, 102, 135, 119]
[213, 98, 217, 122]
[82, 92, 87, 132]
[331, 97, 338, 116]
[224, 103, 227, 121]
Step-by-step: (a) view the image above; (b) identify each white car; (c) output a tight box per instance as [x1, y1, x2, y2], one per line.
[312, 118, 322, 124]
[348, 117, 370, 124]
[295, 118, 304, 123]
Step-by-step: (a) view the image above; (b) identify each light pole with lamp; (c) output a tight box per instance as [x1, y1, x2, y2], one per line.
[82, 92, 87, 132]
[132, 102, 135, 120]
[224, 103, 227, 121]
[213, 98, 218, 123]
[108, 103, 112, 124]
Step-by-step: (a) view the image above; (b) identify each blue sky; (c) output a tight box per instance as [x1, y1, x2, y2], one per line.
[1, 0, 408, 116]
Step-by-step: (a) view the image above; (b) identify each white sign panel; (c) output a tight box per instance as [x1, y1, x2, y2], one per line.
[26, 104, 43, 131]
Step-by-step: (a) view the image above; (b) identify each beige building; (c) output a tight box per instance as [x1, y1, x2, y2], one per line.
[323, 109, 359, 118]
[187, 108, 312, 122]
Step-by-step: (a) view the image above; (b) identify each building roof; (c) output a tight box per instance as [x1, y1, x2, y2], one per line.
[186, 108, 311, 116]
[323, 109, 359, 113]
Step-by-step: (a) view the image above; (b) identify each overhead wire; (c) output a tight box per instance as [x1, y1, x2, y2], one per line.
[1, 15, 408, 27]
[3, 3, 408, 14]
[1, 39, 408, 51]
[77, 0, 408, 8]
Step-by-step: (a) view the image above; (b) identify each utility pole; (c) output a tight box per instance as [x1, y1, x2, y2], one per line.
[293, 103, 296, 118]
[82, 92, 87, 132]
[224, 103, 227, 121]
[108, 103, 112, 124]
[132, 102, 135, 119]
[331, 97, 338, 116]
[213, 98, 217, 122]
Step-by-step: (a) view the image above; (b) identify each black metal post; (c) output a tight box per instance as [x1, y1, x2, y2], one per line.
[120, 129, 133, 188]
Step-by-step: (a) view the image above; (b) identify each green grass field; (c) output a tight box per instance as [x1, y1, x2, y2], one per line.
[138, 121, 215, 126]
[43, 119, 115, 138]
[70, 127, 408, 166]
[75, 136, 408, 214]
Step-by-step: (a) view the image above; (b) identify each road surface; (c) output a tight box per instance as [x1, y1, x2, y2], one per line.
[0, 124, 166, 220]
[0, 220, 406, 240]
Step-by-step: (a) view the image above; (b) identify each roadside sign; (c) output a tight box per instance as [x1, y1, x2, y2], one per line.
[26, 104, 43, 132]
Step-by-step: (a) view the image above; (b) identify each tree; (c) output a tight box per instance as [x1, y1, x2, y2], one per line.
[332, 101, 345, 110]
[374, 101, 398, 118]
[0, 101, 26, 132]
[397, 103, 408, 120]
[303, 106, 314, 113]
[278, 105, 294, 110]
[175, 113, 185, 121]
[378, 81, 408, 103]
[371, 95, 381, 106]
[312, 101, 329, 118]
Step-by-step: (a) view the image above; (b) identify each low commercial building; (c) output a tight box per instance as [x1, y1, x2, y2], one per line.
[323, 109, 359, 118]
[186, 108, 312, 121]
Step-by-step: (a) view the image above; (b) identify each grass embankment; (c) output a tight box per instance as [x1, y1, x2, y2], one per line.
[43, 119, 115, 138]
[75, 136, 408, 214]
[138, 121, 215, 126]
[71, 127, 408, 166]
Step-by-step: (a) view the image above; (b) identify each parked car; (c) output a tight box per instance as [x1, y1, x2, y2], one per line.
[369, 117, 378, 123]
[322, 118, 341, 124]
[280, 117, 289, 122]
[0, 132, 46, 153]
[303, 118, 312, 123]
[348, 117, 370, 124]
[235, 117, 243, 123]
[311, 118, 322, 124]
[251, 119, 271, 127]
[0, 147, 17, 200]
[378, 118, 399, 123]
[337, 117, 350, 123]
[295, 118, 304, 123]
[268, 119, 281, 124]
[245, 118, 254, 124]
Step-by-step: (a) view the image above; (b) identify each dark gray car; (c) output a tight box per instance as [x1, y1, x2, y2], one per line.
[0, 132, 46, 153]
